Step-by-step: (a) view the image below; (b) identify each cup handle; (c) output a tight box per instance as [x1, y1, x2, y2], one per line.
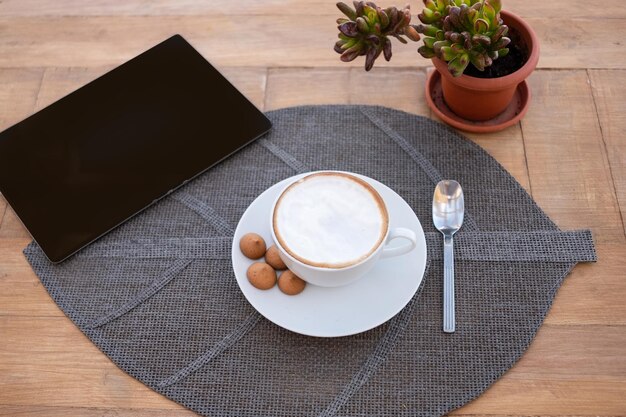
[380, 227, 417, 259]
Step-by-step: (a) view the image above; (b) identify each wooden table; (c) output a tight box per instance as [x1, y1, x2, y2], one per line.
[0, 1, 624, 416]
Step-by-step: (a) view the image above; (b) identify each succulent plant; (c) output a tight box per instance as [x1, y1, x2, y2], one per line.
[334, 1, 421, 71]
[416, 0, 510, 77]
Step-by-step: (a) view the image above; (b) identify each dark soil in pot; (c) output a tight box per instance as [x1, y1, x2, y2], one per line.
[463, 27, 529, 79]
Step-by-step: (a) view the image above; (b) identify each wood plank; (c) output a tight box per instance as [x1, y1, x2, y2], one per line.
[544, 243, 626, 325]
[265, 67, 350, 110]
[0, 207, 30, 239]
[522, 70, 624, 243]
[588, 69, 626, 238]
[0, 196, 7, 230]
[0, 279, 64, 317]
[0, 406, 197, 417]
[0, 0, 623, 19]
[218, 67, 267, 111]
[456, 379, 626, 415]
[0, 68, 43, 130]
[349, 67, 430, 116]
[0, 17, 623, 69]
[0, 239, 37, 283]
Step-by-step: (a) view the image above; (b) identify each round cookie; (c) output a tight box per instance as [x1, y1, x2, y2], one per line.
[278, 270, 306, 295]
[246, 262, 277, 290]
[239, 233, 266, 259]
[265, 245, 287, 270]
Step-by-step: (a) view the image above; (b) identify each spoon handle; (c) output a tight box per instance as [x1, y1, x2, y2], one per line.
[443, 234, 455, 333]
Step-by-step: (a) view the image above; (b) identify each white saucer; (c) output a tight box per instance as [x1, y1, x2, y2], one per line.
[231, 172, 428, 337]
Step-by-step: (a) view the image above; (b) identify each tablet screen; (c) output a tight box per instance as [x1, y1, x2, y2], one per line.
[0, 35, 272, 262]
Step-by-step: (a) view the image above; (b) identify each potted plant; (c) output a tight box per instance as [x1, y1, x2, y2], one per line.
[334, 0, 539, 129]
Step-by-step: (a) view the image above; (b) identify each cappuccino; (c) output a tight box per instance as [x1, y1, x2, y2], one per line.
[272, 172, 388, 268]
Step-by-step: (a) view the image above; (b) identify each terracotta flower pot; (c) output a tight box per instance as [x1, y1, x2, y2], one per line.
[432, 10, 539, 121]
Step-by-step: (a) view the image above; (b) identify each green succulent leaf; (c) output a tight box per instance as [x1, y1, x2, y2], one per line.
[448, 53, 469, 77]
[418, 45, 436, 58]
[482, 2, 496, 26]
[423, 36, 436, 48]
[439, 46, 457, 61]
[474, 18, 488, 33]
[433, 39, 450, 54]
[497, 47, 509, 57]
[488, 0, 502, 14]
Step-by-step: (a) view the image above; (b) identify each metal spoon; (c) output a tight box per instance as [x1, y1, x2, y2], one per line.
[433, 180, 465, 333]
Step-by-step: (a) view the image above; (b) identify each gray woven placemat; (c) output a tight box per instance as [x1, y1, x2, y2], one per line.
[24, 105, 596, 417]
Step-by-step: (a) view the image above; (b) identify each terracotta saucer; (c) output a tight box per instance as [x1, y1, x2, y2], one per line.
[425, 69, 530, 133]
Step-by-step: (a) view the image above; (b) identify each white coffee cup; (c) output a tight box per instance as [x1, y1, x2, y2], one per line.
[270, 171, 417, 287]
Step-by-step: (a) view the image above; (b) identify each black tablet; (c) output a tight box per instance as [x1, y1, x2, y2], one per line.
[0, 35, 272, 263]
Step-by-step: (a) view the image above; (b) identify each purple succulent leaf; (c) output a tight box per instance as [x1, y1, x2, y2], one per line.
[378, 9, 390, 28]
[472, 33, 491, 46]
[366, 34, 381, 45]
[461, 31, 472, 49]
[447, 6, 461, 28]
[364, 45, 382, 70]
[341, 48, 361, 62]
[383, 38, 393, 60]
[493, 36, 510, 49]
[354, 0, 365, 16]
[339, 21, 359, 37]
[394, 34, 408, 44]
[337, 2, 357, 20]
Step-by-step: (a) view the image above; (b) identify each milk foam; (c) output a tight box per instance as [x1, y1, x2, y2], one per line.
[274, 174, 387, 267]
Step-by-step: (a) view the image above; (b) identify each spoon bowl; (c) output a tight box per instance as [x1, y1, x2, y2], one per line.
[433, 180, 464, 233]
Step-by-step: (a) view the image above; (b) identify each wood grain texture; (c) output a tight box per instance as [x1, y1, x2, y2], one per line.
[0, 406, 198, 417]
[0, 0, 625, 416]
[0, 17, 623, 69]
[588, 69, 626, 238]
[0, 0, 624, 18]
[522, 70, 624, 244]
